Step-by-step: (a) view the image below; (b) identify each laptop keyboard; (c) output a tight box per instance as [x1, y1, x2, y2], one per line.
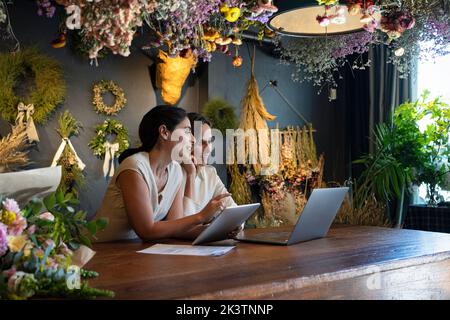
[247, 231, 291, 241]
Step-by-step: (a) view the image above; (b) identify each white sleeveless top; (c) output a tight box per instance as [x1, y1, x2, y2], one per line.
[95, 152, 182, 242]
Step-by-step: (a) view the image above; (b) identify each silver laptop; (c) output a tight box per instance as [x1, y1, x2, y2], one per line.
[235, 187, 348, 246]
[192, 203, 260, 245]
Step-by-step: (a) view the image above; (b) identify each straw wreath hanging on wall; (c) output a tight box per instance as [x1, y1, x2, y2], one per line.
[0, 48, 65, 124]
[89, 119, 129, 177]
[92, 80, 127, 116]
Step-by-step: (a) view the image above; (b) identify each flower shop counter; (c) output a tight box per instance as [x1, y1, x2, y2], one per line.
[85, 225, 450, 300]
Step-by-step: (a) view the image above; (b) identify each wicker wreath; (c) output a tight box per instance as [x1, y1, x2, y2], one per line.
[88, 119, 129, 159]
[0, 48, 66, 124]
[92, 80, 127, 116]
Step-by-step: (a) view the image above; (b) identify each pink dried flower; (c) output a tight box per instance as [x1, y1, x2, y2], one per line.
[58, 242, 73, 255]
[364, 19, 378, 33]
[2, 198, 20, 215]
[9, 215, 27, 236]
[0, 223, 8, 256]
[397, 11, 415, 31]
[27, 225, 37, 236]
[39, 212, 55, 222]
[43, 239, 55, 250]
[316, 15, 331, 27]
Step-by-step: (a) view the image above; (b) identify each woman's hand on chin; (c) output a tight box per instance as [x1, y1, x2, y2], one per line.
[181, 155, 197, 177]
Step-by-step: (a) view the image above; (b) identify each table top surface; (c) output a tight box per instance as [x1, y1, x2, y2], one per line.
[85, 225, 450, 299]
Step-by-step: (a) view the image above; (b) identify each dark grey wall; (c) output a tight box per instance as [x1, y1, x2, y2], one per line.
[0, 1, 199, 215]
[1, 1, 348, 217]
[207, 46, 347, 184]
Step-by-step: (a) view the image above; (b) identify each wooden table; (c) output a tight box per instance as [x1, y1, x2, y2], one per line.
[85, 225, 450, 299]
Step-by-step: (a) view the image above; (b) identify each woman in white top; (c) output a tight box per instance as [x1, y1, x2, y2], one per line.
[95, 106, 230, 242]
[181, 113, 237, 216]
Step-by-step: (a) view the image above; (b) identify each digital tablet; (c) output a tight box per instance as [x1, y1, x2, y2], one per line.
[192, 203, 260, 245]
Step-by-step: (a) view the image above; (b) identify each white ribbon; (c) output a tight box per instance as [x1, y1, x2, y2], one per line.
[16, 102, 39, 143]
[51, 137, 86, 170]
[103, 141, 119, 178]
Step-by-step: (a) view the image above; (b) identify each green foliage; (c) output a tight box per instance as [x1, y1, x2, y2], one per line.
[80, 268, 99, 279]
[70, 30, 110, 61]
[354, 91, 450, 210]
[0, 265, 115, 299]
[0, 47, 66, 124]
[23, 190, 109, 249]
[37, 280, 115, 299]
[413, 92, 450, 204]
[202, 98, 237, 134]
[353, 123, 414, 211]
[1, 192, 113, 300]
[89, 119, 129, 159]
[56, 111, 85, 196]
[57, 110, 82, 139]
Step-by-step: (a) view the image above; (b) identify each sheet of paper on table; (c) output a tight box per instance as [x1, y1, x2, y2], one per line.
[137, 244, 235, 256]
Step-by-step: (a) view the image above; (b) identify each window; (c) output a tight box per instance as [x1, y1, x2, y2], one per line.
[416, 48, 450, 203]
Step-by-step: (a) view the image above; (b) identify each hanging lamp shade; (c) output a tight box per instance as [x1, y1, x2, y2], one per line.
[268, 0, 373, 37]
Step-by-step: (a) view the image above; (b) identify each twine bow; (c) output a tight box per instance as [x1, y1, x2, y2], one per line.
[103, 141, 119, 178]
[51, 137, 86, 170]
[16, 102, 39, 143]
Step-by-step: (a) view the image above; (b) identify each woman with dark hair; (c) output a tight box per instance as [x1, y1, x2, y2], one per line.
[182, 112, 237, 216]
[95, 106, 230, 242]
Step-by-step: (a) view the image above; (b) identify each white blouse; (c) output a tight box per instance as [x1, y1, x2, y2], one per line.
[181, 165, 237, 216]
[95, 152, 182, 242]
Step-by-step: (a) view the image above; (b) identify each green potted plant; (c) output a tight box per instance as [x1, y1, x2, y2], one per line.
[352, 96, 426, 227]
[413, 93, 450, 206]
[401, 93, 450, 233]
[352, 92, 448, 227]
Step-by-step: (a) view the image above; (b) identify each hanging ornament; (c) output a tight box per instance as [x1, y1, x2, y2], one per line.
[52, 24, 67, 49]
[394, 47, 405, 57]
[155, 50, 196, 105]
[0, 5, 5, 23]
[0, 48, 66, 124]
[89, 119, 129, 178]
[92, 80, 127, 116]
[51, 111, 85, 194]
[15, 103, 39, 143]
[232, 55, 243, 67]
[238, 46, 276, 175]
[348, 3, 362, 16]
[0, 0, 20, 53]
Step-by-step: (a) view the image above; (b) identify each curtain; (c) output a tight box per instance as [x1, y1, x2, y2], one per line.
[339, 44, 417, 226]
[368, 45, 417, 153]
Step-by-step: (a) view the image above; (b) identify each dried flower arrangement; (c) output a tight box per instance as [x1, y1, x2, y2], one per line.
[55, 0, 158, 59]
[92, 80, 127, 116]
[238, 47, 276, 175]
[229, 125, 325, 228]
[53, 111, 85, 196]
[334, 191, 391, 227]
[41, 1, 278, 67]
[275, 0, 450, 90]
[0, 48, 65, 124]
[0, 124, 30, 173]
